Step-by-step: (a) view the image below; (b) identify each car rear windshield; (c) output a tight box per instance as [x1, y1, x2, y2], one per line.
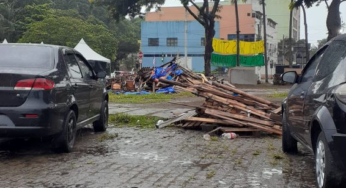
[0, 45, 54, 69]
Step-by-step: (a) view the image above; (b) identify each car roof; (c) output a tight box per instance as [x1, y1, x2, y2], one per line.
[332, 34, 346, 41]
[0, 43, 72, 51]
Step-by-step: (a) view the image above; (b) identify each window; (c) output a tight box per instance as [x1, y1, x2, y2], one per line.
[293, 18, 298, 29]
[268, 20, 276, 29]
[228, 34, 254, 42]
[148, 38, 159, 46]
[166, 38, 178, 46]
[315, 41, 346, 80]
[201, 38, 205, 46]
[293, 30, 298, 41]
[0, 46, 53, 70]
[64, 53, 82, 79]
[244, 34, 255, 42]
[75, 55, 93, 79]
[301, 48, 326, 82]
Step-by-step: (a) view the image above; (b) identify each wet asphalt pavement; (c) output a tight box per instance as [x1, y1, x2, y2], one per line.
[0, 125, 317, 188]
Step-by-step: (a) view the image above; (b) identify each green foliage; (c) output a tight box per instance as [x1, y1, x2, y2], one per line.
[18, 15, 118, 60]
[267, 92, 288, 99]
[109, 92, 195, 104]
[108, 114, 162, 129]
[92, 0, 165, 21]
[0, 0, 140, 65]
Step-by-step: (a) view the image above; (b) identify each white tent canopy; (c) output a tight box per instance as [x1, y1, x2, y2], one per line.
[2, 39, 8, 44]
[74, 38, 110, 64]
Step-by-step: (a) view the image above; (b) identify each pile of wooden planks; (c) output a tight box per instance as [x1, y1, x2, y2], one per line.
[158, 73, 282, 135]
[136, 59, 282, 135]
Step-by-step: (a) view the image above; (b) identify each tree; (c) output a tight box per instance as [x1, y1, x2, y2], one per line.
[292, 0, 346, 41]
[90, 0, 165, 21]
[180, 0, 221, 76]
[0, 0, 52, 41]
[19, 16, 118, 60]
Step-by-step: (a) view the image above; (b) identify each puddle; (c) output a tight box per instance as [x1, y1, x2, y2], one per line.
[75, 145, 117, 156]
[262, 168, 283, 179]
[119, 151, 168, 162]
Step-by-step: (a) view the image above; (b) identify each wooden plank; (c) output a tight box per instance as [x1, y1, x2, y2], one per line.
[156, 110, 197, 129]
[220, 127, 260, 132]
[199, 92, 271, 120]
[272, 107, 282, 114]
[212, 82, 279, 108]
[205, 108, 274, 127]
[185, 117, 235, 125]
[204, 109, 282, 135]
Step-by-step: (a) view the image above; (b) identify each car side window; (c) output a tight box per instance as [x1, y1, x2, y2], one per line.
[75, 55, 93, 80]
[315, 40, 346, 81]
[301, 48, 326, 83]
[64, 53, 82, 79]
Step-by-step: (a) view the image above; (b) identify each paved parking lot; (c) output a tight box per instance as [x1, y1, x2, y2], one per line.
[0, 125, 316, 188]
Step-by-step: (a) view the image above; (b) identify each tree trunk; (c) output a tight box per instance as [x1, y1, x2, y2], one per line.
[204, 21, 215, 76]
[327, 0, 341, 41]
[234, 0, 240, 66]
[302, 5, 309, 66]
[262, 0, 268, 83]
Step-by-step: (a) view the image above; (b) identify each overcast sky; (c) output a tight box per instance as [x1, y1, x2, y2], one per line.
[162, 0, 346, 47]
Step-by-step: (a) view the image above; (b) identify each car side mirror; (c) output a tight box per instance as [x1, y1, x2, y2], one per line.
[282, 71, 298, 84]
[97, 71, 106, 79]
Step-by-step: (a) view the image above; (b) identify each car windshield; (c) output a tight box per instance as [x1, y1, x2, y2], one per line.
[0, 45, 54, 69]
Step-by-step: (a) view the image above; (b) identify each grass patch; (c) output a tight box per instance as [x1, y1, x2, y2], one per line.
[253, 150, 261, 156]
[109, 92, 195, 104]
[267, 92, 288, 98]
[272, 153, 284, 160]
[109, 114, 162, 129]
[206, 171, 216, 179]
[98, 133, 119, 142]
[210, 136, 219, 141]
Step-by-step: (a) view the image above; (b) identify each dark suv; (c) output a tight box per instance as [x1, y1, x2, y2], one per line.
[0, 44, 109, 152]
[282, 34, 346, 188]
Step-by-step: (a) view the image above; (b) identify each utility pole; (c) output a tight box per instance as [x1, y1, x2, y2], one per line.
[184, 9, 188, 69]
[288, 0, 293, 68]
[234, 0, 240, 66]
[282, 35, 285, 65]
[262, 0, 268, 83]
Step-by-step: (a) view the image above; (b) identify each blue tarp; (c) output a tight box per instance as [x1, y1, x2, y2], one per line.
[156, 87, 176, 94]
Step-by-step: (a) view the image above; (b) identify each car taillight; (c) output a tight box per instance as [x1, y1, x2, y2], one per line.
[14, 78, 55, 90]
[336, 84, 346, 103]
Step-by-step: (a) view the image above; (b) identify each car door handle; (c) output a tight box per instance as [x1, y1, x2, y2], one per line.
[72, 83, 78, 89]
[89, 85, 93, 89]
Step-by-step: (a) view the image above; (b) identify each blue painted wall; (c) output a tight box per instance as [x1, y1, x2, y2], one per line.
[141, 21, 219, 72]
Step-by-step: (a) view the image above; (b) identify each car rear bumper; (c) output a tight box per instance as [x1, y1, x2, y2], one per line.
[0, 103, 67, 138]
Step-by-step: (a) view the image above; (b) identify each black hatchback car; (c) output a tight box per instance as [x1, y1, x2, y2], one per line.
[282, 34, 346, 188]
[0, 44, 109, 152]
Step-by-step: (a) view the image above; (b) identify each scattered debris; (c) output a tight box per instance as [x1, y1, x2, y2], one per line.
[139, 61, 283, 136]
[221, 133, 237, 140]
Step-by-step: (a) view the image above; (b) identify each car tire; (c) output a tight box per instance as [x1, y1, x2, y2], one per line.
[282, 113, 298, 154]
[93, 100, 108, 132]
[53, 110, 77, 153]
[315, 132, 344, 188]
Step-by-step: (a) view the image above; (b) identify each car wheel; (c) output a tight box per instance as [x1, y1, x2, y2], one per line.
[315, 132, 343, 188]
[54, 110, 77, 153]
[282, 113, 298, 154]
[93, 100, 108, 132]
